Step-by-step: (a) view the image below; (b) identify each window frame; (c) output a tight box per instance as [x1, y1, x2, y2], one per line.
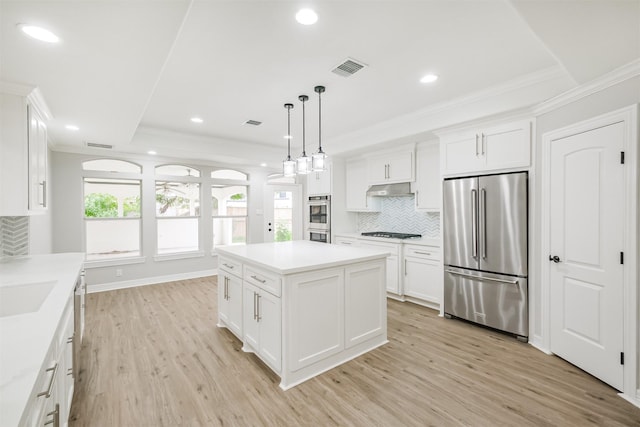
[211, 172, 250, 252]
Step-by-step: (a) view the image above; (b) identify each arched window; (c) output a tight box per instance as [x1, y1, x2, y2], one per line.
[211, 169, 247, 180]
[155, 164, 201, 177]
[82, 159, 141, 173]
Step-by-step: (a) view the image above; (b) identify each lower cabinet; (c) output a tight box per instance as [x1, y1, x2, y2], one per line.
[218, 272, 243, 339]
[242, 281, 282, 372]
[22, 295, 75, 427]
[358, 240, 401, 295]
[404, 245, 442, 307]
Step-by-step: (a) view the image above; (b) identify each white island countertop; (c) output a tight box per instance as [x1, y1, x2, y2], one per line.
[216, 240, 390, 275]
[0, 253, 85, 427]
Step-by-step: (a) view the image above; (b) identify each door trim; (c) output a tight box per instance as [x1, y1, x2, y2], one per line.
[540, 104, 638, 402]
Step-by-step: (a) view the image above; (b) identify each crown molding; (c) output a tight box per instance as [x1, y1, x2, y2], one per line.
[533, 58, 640, 115]
[26, 87, 54, 120]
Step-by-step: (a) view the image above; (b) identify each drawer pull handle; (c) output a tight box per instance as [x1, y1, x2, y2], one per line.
[37, 363, 58, 398]
[250, 275, 266, 284]
[414, 251, 432, 256]
[222, 263, 234, 269]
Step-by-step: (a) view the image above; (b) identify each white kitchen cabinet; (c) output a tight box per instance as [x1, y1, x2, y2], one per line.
[306, 164, 332, 196]
[345, 159, 380, 212]
[0, 89, 49, 215]
[57, 299, 75, 426]
[440, 119, 531, 176]
[218, 257, 243, 339]
[243, 281, 282, 372]
[358, 239, 401, 296]
[414, 142, 441, 211]
[368, 150, 415, 184]
[403, 244, 442, 308]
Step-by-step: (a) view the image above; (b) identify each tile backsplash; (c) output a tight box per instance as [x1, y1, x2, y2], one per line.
[0, 216, 29, 256]
[357, 196, 440, 237]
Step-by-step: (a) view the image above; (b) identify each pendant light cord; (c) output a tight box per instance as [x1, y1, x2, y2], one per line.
[286, 104, 292, 160]
[302, 97, 306, 155]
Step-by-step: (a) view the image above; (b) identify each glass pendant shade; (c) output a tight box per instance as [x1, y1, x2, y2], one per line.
[312, 85, 327, 171]
[311, 150, 327, 171]
[296, 94, 311, 174]
[282, 103, 295, 177]
[283, 159, 296, 177]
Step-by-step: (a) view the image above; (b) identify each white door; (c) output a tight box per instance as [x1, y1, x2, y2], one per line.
[549, 121, 625, 391]
[263, 184, 302, 242]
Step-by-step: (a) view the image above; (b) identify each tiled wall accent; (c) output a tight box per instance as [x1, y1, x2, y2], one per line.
[0, 216, 29, 256]
[357, 196, 440, 237]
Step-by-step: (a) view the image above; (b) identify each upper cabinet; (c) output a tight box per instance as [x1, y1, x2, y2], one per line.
[414, 142, 440, 211]
[367, 149, 415, 184]
[306, 164, 332, 196]
[0, 85, 50, 216]
[345, 158, 381, 212]
[439, 119, 531, 176]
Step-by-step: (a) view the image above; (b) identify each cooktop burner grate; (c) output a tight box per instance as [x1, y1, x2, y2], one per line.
[361, 231, 422, 239]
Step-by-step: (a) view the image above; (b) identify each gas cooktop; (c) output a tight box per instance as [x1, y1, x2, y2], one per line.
[361, 232, 422, 239]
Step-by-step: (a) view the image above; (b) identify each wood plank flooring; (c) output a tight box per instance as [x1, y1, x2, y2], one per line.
[70, 276, 640, 426]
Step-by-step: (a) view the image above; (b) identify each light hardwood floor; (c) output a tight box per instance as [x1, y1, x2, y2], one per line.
[70, 276, 640, 426]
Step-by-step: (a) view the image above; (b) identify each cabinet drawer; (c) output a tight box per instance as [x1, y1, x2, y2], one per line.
[219, 257, 242, 277]
[358, 239, 400, 256]
[244, 265, 281, 297]
[334, 237, 358, 246]
[404, 245, 440, 260]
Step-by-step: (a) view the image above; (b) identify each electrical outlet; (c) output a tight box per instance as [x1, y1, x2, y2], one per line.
[116, 269, 123, 277]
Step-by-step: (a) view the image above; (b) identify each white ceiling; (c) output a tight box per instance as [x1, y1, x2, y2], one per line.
[1, 0, 638, 170]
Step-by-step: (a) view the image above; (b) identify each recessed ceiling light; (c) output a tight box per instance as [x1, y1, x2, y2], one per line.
[19, 24, 60, 43]
[191, 117, 203, 123]
[296, 9, 318, 25]
[420, 74, 439, 83]
[148, 150, 157, 155]
[65, 124, 79, 131]
[260, 163, 267, 167]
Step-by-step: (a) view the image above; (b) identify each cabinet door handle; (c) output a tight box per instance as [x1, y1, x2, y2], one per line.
[39, 181, 47, 207]
[256, 294, 262, 322]
[404, 259, 407, 276]
[44, 403, 60, 427]
[475, 134, 479, 156]
[481, 133, 485, 155]
[253, 292, 258, 320]
[250, 275, 266, 284]
[37, 363, 58, 398]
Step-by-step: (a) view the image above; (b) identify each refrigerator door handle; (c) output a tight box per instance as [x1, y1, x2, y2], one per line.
[445, 269, 519, 286]
[480, 188, 487, 259]
[471, 189, 478, 258]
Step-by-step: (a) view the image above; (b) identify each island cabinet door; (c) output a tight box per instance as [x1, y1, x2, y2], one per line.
[258, 290, 282, 372]
[242, 282, 260, 351]
[227, 274, 243, 338]
[344, 260, 386, 349]
[218, 275, 231, 325]
[286, 268, 345, 372]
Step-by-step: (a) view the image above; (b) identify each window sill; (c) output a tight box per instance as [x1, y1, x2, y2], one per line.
[153, 251, 205, 262]
[84, 256, 147, 269]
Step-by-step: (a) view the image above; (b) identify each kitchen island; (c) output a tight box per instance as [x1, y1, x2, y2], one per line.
[216, 240, 389, 390]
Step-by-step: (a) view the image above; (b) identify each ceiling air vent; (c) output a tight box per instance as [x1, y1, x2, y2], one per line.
[331, 58, 367, 77]
[85, 141, 113, 149]
[244, 119, 262, 126]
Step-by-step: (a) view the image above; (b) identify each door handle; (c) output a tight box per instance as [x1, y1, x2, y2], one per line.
[549, 255, 561, 263]
[471, 189, 478, 258]
[480, 188, 487, 259]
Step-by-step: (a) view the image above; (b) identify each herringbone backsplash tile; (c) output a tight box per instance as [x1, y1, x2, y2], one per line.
[357, 196, 440, 237]
[0, 216, 29, 256]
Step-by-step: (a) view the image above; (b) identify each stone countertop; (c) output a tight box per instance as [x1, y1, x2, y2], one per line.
[0, 253, 85, 427]
[216, 240, 390, 275]
[334, 232, 440, 247]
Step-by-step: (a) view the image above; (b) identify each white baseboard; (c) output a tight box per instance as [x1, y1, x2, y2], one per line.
[88, 269, 218, 293]
[618, 391, 640, 409]
[528, 337, 552, 355]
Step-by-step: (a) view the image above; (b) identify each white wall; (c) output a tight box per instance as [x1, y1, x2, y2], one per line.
[51, 151, 271, 289]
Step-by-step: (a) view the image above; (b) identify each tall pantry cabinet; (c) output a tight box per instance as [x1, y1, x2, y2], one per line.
[0, 83, 50, 216]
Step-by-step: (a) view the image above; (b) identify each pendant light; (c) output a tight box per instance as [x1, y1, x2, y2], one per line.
[311, 85, 327, 171]
[282, 103, 296, 177]
[296, 94, 311, 174]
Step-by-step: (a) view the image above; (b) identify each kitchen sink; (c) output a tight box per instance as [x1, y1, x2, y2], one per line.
[0, 280, 56, 317]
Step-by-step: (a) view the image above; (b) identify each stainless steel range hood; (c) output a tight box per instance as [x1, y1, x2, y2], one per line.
[366, 182, 413, 197]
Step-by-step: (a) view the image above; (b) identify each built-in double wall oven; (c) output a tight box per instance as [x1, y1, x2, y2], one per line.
[307, 195, 331, 243]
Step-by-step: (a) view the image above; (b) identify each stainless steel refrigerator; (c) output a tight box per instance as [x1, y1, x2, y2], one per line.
[443, 171, 528, 339]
